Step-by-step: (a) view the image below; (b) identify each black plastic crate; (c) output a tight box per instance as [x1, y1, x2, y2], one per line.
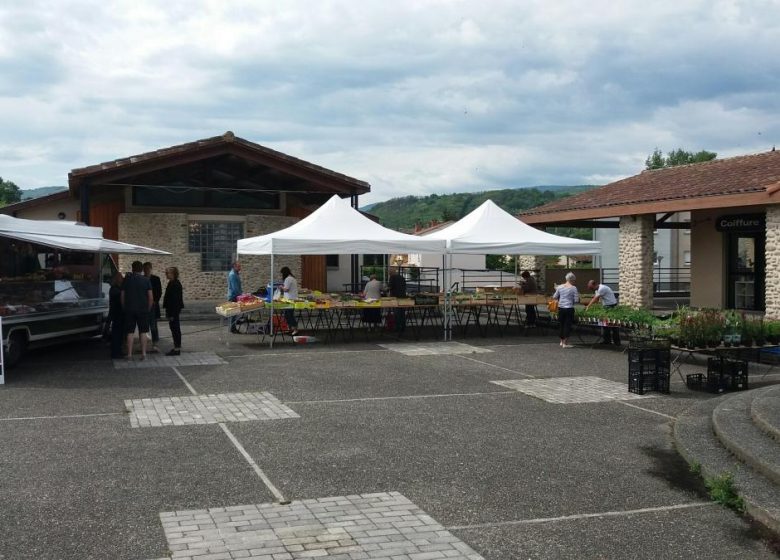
[628, 348, 671, 394]
[686, 373, 704, 390]
[629, 334, 671, 351]
[706, 357, 749, 393]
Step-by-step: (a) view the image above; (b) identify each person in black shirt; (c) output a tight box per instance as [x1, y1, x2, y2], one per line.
[143, 262, 163, 352]
[163, 266, 184, 356]
[122, 261, 153, 360]
[108, 272, 125, 359]
[388, 267, 407, 335]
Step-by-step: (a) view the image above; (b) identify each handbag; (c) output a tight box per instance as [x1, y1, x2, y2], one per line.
[547, 299, 559, 313]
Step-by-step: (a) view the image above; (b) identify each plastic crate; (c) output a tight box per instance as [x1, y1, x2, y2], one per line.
[686, 373, 705, 390]
[627, 348, 671, 394]
[706, 357, 749, 393]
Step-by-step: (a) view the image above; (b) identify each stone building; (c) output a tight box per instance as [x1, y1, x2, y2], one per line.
[520, 150, 780, 317]
[1, 132, 370, 300]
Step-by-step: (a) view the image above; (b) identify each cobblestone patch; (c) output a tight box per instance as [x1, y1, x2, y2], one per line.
[113, 351, 227, 369]
[125, 392, 299, 428]
[491, 376, 652, 403]
[378, 341, 493, 356]
[155, 491, 484, 559]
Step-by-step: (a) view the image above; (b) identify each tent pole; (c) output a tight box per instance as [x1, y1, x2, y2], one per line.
[442, 254, 447, 341]
[269, 253, 274, 349]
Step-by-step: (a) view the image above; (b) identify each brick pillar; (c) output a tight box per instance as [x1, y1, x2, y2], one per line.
[765, 206, 780, 319]
[517, 255, 546, 292]
[618, 215, 654, 309]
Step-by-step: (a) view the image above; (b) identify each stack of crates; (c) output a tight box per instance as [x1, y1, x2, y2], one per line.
[706, 357, 749, 393]
[628, 337, 671, 395]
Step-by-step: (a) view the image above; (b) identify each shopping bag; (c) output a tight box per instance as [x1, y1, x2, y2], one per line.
[547, 299, 559, 313]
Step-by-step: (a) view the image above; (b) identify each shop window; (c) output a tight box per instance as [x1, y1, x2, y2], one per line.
[683, 251, 691, 265]
[134, 186, 280, 210]
[363, 254, 385, 266]
[188, 222, 244, 272]
[326, 255, 339, 268]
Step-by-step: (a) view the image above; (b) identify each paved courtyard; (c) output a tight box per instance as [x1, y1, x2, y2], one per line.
[1, 321, 778, 559]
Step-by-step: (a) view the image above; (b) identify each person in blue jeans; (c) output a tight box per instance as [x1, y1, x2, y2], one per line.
[227, 261, 242, 333]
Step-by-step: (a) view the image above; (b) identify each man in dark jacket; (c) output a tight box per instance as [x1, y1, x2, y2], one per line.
[388, 267, 407, 335]
[143, 262, 163, 351]
[122, 261, 153, 360]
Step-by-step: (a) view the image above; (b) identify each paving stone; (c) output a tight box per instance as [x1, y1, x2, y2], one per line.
[154, 493, 484, 559]
[377, 342, 492, 356]
[125, 392, 299, 428]
[113, 351, 227, 369]
[490, 376, 653, 404]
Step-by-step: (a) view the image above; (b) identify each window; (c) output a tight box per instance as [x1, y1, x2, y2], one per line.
[134, 186, 280, 210]
[326, 255, 339, 268]
[363, 254, 385, 266]
[683, 251, 691, 266]
[188, 222, 244, 272]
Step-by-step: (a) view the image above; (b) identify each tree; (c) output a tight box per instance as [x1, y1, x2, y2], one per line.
[645, 148, 717, 170]
[0, 177, 22, 206]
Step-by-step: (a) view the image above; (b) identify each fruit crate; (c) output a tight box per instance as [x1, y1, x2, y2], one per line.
[706, 357, 749, 393]
[686, 373, 705, 390]
[628, 348, 671, 395]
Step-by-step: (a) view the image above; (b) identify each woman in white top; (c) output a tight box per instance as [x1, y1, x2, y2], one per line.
[361, 274, 383, 327]
[280, 266, 299, 335]
[552, 272, 579, 348]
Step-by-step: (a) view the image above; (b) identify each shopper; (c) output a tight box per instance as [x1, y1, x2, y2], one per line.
[121, 260, 153, 360]
[163, 266, 184, 356]
[279, 266, 299, 335]
[143, 262, 162, 352]
[227, 261, 242, 333]
[388, 266, 407, 335]
[108, 271, 125, 359]
[361, 273, 383, 326]
[585, 280, 621, 346]
[520, 270, 538, 327]
[552, 272, 579, 348]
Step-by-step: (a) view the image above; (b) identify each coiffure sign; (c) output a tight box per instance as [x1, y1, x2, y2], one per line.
[715, 214, 765, 233]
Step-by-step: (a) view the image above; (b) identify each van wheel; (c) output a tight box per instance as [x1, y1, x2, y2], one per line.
[5, 331, 27, 368]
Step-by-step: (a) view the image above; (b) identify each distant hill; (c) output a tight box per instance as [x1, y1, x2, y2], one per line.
[366, 186, 597, 231]
[21, 186, 66, 200]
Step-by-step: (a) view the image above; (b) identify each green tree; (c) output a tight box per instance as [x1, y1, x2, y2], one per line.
[645, 148, 717, 170]
[0, 177, 22, 206]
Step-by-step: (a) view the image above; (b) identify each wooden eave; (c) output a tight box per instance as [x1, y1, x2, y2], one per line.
[521, 190, 780, 225]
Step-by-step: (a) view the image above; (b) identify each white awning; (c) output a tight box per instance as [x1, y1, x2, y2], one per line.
[237, 195, 446, 255]
[424, 200, 601, 255]
[0, 215, 169, 254]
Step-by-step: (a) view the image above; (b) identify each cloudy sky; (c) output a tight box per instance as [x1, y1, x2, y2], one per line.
[1, 0, 779, 203]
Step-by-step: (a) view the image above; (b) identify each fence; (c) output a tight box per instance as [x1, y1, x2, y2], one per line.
[600, 267, 691, 297]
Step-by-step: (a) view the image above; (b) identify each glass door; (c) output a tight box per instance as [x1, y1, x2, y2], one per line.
[727, 234, 765, 310]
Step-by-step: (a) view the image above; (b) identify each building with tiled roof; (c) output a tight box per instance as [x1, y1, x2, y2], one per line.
[1, 132, 371, 297]
[520, 149, 780, 316]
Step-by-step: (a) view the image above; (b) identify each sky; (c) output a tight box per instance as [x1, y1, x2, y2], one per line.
[1, 0, 779, 204]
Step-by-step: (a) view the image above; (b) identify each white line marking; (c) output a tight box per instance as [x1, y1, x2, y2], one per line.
[171, 366, 198, 396]
[171, 366, 287, 502]
[226, 349, 392, 359]
[0, 412, 122, 422]
[617, 401, 676, 420]
[284, 390, 518, 405]
[218, 422, 287, 503]
[447, 502, 714, 530]
[455, 354, 536, 378]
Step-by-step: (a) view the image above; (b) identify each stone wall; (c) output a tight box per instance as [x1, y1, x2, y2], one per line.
[118, 213, 300, 300]
[618, 215, 654, 309]
[766, 206, 780, 319]
[517, 255, 546, 292]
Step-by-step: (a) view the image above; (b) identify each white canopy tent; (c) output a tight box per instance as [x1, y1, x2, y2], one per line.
[237, 195, 446, 255]
[423, 199, 601, 255]
[423, 200, 601, 340]
[236, 195, 447, 345]
[0, 215, 169, 254]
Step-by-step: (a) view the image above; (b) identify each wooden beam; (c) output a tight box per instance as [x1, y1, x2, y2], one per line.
[521, 190, 780, 225]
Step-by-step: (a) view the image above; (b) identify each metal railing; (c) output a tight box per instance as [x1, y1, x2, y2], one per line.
[601, 267, 690, 297]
